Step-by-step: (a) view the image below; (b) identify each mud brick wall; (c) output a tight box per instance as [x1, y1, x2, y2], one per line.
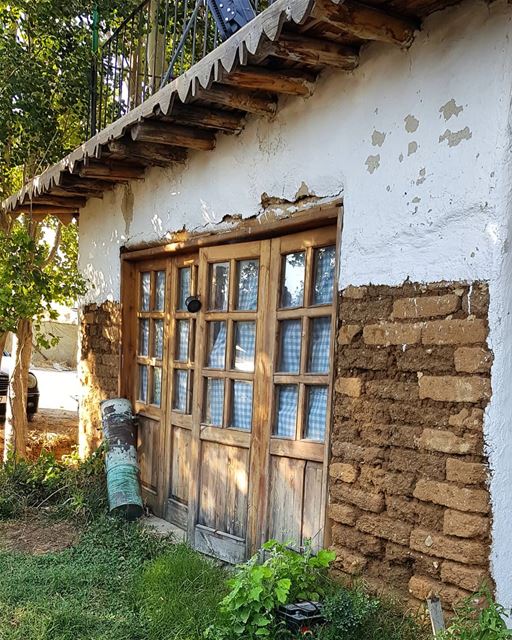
[78, 301, 121, 456]
[329, 282, 492, 609]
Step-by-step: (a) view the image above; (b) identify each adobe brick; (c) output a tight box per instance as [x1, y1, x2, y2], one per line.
[342, 298, 393, 323]
[363, 424, 423, 450]
[342, 286, 367, 299]
[410, 528, 488, 564]
[421, 319, 487, 345]
[359, 466, 416, 496]
[335, 377, 363, 398]
[386, 496, 444, 530]
[333, 546, 368, 575]
[393, 294, 460, 320]
[462, 284, 489, 319]
[413, 479, 489, 513]
[443, 510, 489, 538]
[396, 346, 455, 374]
[440, 561, 490, 592]
[416, 429, 479, 455]
[365, 380, 419, 401]
[330, 483, 385, 513]
[408, 575, 469, 606]
[332, 523, 383, 556]
[331, 441, 386, 464]
[338, 324, 362, 345]
[446, 459, 488, 485]
[356, 514, 412, 545]
[454, 347, 492, 374]
[418, 375, 491, 403]
[328, 503, 358, 526]
[339, 347, 390, 370]
[363, 322, 423, 346]
[449, 407, 484, 430]
[329, 462, 358, 483]
[387, 449, 445, 478]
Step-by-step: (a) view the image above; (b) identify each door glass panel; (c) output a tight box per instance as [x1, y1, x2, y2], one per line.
[278, 320, 301, 373]
[304, 386, 328, 441]
[312, 246, 336, 305]
[155, 270, 166, 310]
[139, 319, 149, 356]
[177, 267, 191, 310]
[173, 370, 188, 412]
[176, 320, 190, 362]
[281, 252, 305, 308]
[207, 321, 226, 369]
[205, 378, 224, 426]
[209, 262, 230, 310]
[138, 365, 148, 403]
[233, 322, 256, 372]
[141, 272, 151, 310]
[236, 260, 259, 310]
[274, 385, 298, 438]
[153, 319, 164, 358]
[308, 317, 331, 374]
[231, 381, 253, 431]
[152, 367, 162, 406]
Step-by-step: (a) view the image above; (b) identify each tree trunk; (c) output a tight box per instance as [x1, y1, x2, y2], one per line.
[3, 320, 33, 461]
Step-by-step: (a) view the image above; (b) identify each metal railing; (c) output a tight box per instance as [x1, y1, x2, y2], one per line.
[89, 0, 271, 135]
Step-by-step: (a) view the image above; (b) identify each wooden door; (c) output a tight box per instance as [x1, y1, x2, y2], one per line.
[265, 228, 337, 551]
[132, 259, 169, 512]
[188, 240, 270, 563]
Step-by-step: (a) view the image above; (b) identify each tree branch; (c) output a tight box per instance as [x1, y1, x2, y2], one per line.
[43, 220, 62, 267]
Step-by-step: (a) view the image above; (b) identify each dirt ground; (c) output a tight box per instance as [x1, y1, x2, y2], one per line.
[0, 518, 78, 554]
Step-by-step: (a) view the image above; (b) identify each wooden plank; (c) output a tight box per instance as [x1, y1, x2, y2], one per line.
[79, 161, 145, 180]
[302, 461, 324, 550]
[170, 426, 191, 503]
[270, 438, 324, 462]
[200, 425, 251, 448]
[265, 33, 359, 69]
[312, 0, 417, 46]
[22, 196, 86, 208]
[164, 104, 245, 133]
[427, 597, 445, 636]
[108, 139, 187, 166]
[166, 498, 188, 530]
[224, 445, 249, 538]
[222, 67, 316, 97]
[195, 85, 277, 116]
[267, 456, 305, 545]
[49, 187, 104, 199]
[131, 121, 216, 151]
[194, 524, 246, 564]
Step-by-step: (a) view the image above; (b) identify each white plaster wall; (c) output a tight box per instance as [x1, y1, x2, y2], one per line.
[79, 0, 512, 606]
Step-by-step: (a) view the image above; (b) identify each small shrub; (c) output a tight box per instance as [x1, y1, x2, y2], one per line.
[208, 540, 335, 640]
[439, 587, 512, 640]
[137, 543, 228, 640]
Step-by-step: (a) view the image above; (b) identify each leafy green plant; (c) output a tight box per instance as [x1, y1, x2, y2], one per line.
[207, 540, 335, 640]
[439, 587, 512, 640]
[137, 543, 228, 640]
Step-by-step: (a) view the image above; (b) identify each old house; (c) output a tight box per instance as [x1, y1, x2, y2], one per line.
[3, 0, 512, 610]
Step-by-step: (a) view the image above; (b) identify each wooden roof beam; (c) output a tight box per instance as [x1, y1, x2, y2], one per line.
[108, 140, 188, 166]
[195, 86, 277, 116]
[78, 160, 146, 181]
[49, 187, 104, 199]
[221, 67, 317, 96]
[130, 121, 216, 150]
[313, 0, 417, 46]
[264, 33, 359, 69]
[163, 104, 245, 133]
[59, 176, 114, 194]
[22, 195, 86, 208]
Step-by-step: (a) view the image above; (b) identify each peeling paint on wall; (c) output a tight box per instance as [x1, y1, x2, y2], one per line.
[371, 130, 386, 147]
[408, 141, 418, 156]
[404, 114, 420, 133]
[439, 126, 473, 147]
[440, 98, 464, 120]
[365, 154, 380, 174]
[121, 184, 134, 236]
[416, 168, 427, 185]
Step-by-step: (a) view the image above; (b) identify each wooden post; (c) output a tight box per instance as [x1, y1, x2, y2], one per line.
[427, 596, 446, 637]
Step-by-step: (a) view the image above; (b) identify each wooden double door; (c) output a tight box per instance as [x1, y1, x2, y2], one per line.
[126, 226, 337, 562]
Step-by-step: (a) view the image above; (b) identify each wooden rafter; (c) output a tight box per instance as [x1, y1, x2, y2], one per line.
[195, 86, 277, 116]
[131, 121, 216, 150]
[164, 104, 245, 133]
[221, 67, 317, 96]
[263, 33, 359, 69]
[108, 140, 188, 166]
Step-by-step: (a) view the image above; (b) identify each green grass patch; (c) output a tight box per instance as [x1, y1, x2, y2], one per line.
[137, 543, 229, 640]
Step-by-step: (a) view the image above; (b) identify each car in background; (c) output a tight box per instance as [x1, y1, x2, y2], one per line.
[0, 352, 40, 421]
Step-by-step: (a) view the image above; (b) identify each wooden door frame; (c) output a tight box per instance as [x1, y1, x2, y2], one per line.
[119, 204, 343, 547]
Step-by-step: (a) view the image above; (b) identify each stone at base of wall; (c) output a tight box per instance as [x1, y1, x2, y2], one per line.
[78, 301, 121, 457]
[329, 281, 492, 608]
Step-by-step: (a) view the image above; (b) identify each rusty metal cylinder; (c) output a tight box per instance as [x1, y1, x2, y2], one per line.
[100, 398, 143, 521]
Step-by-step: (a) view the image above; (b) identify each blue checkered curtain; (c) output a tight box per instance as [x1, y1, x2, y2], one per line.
[139, 365, 148, 403]
[139, 319, 149, 356]
[234, 322, 256, 372]
[154, 320, 164, 359]
[231, 381, 253, 431]
[141, 272, 151, 310]
[274, 385, 298, 438]
[152, 367, 162, 406]
[155, 271, 166, 311]
[177, 267, 191, 310]
[208, 322, 226, 368]
[305, 386, 328, 441]
[206, 378, 224, 426]
[308, 317, 331, 374]
[176, 320, 189, 361]
[278, 320, 301, 373]
[173, 370, 188, 412]
[312, 246, 335, 305]
[236, 260, 259, 310]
